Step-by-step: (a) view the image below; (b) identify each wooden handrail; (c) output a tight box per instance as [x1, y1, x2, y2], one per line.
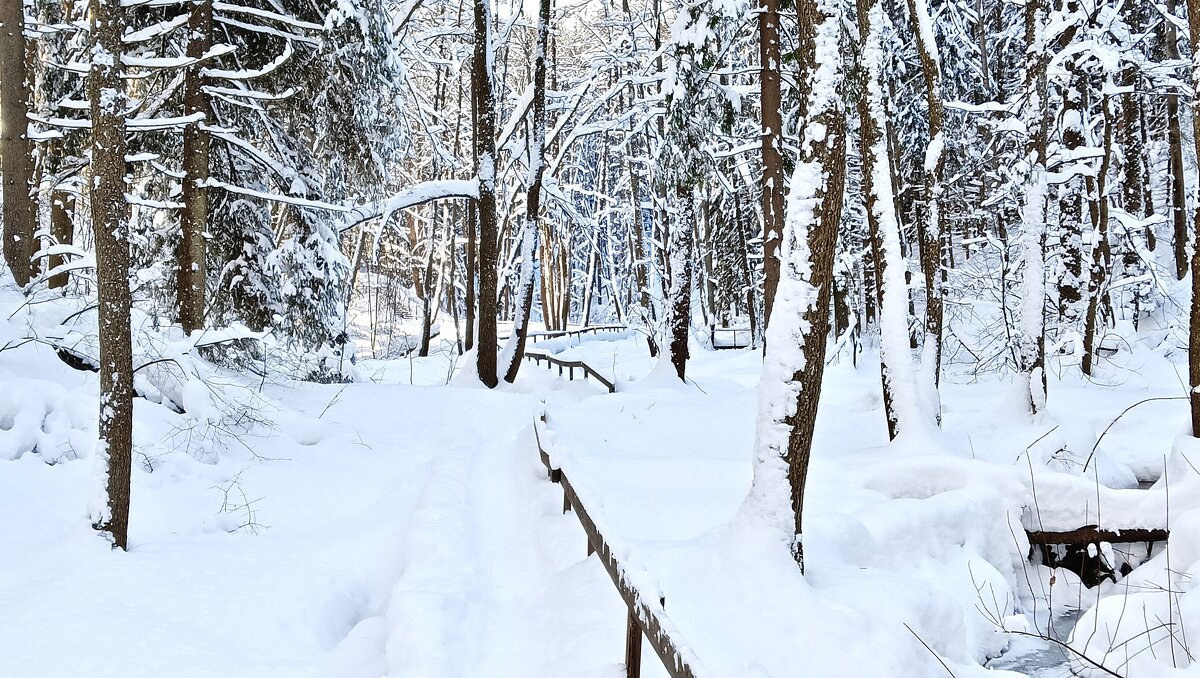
[500, 324, 627, 343]
[534, 415, 704, 678]
[709, 325, 752, 350]
[523, 350, 616, 393]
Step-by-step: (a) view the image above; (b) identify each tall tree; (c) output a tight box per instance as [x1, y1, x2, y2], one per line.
[1186, 0, 1200, 435]
[0, 0, 35, 286]
[1166, 0, 1189, 280]
[473, 0, 499, 387]
[1016, 0, 1049, 415]
[856, 0, 927, 440]
[747, 0, 846, 572]
[499, 0, 551, 383]
[88, 0, 134, 550]
[759, 0, 784, 336]
[177, 0, 213, 333]
[905, 0, 946, 399]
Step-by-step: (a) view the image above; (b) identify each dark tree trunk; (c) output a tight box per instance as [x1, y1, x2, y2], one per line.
[666, 188, 694, 380]
[759, 0, 784, 330]
[1, 0, 35, 286]
[905, 0, 945, 390]
[465, 200, 476, 352]
[177, 0, 213, 333]
[1082, 90, 1115, 377]
[89, 0, 134, 551]
[472, 0, 499, 387]
[1186, 0, 1200, 435]
[1166, 0, 1188, 280]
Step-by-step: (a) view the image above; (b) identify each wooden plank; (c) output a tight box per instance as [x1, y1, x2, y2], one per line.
[625, 608, 643, 678]
[1026, 526, 1169, 545]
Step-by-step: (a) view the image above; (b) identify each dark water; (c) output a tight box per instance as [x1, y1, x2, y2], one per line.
[987, 609, 1083, 677]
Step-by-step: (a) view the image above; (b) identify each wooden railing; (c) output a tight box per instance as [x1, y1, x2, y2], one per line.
[710, 326, 752, 350]
[528, 324, 626, 341]
[517, 324, 625, 392]
[523, 351, 616, 393]
[534, 414, 704, 678]
[501, 324, 627, 343]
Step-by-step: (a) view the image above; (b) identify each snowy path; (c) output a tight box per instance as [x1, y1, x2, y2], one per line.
[277, 384, 627, 678]
[1, 369, 626, 677]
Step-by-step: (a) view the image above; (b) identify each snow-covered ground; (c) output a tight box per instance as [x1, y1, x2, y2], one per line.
[6, 282, 1200, 677]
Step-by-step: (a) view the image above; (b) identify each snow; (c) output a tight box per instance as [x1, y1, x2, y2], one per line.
[6, 269, 1200, 678]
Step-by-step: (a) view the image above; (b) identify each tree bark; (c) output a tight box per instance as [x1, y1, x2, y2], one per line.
[177, 0, 212, 333]
[1166, 0, 1188, 280]
[1185, 0, 1200, 435]
[1018, 0, 1049, 415]
[748, 0, 846, 572]
[88, 0, 134, 551]
[904, 0, 945, 395]
[472, 0, 499, 387]
[759, 0, 784, 330]
[1, 0, 35, 286]
[666, 187, 694, 380]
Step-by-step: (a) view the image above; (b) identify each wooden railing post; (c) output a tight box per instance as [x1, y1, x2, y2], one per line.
[625, 610, 643, 678]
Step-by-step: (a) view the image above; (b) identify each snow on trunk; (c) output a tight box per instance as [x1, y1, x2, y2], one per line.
[860, 3, 931, 441]
[743, 0, 845, 571]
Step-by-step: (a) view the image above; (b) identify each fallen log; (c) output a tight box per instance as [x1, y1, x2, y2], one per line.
[1026, 525, 1168, 546]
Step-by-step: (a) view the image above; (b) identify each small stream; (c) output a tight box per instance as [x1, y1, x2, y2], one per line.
[987, 609, 1083, 677]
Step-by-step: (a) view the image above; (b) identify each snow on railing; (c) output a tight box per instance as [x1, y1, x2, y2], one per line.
[519, 325, 626, 393]
[534, 413, 707, 678]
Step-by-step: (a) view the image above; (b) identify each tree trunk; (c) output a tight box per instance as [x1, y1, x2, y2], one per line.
[465, 200, 476, 351]
[759, 0, 784, 330]
[858, 0, 925, 441]
[1, 0, 35, 286]
[666, 187, 694, 381]
[500, 0, 550, 383]
[1166, 0, 1188, 280]
[1185, 0, 1200, 435]
[1057, 61, 1086, 326]
[1082, 88, 1116, 377]
[88, 0, 133, 551]
[177, 0, 212, 333]
[747, 0, 846, 572]
[905, 0, 945, 397]
[472, 0, 499, 388]
[1018, 0, 1049, 415]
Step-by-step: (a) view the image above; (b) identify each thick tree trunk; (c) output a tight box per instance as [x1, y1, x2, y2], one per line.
[1, 0, 35, 286]
[759, 0, 784, 330]
[747, 0, 846, 572]
[472, 0, 499, 387]
[88, 0, 133, 551]
[177, 0, 212, 333]
[500, 0, 550, 384]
